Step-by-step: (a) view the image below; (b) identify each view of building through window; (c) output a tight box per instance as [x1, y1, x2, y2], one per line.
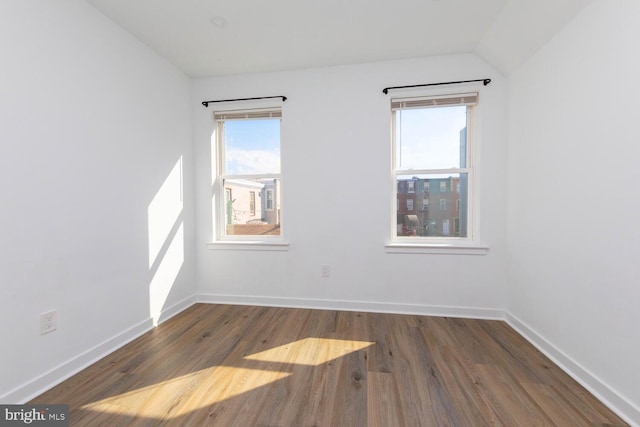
[397, 174, 467, 237]
[215, 111, 282, 237]
[222, 178, 281, 236]
[393, 99, 473, 238]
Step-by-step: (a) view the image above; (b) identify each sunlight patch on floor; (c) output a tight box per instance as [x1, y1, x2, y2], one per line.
[78, 338, 374, 420]
[79, 366, 291, 418]
[244, 337, 375, 366]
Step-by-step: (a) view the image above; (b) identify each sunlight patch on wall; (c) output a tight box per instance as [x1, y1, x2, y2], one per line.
[149, 223, 184, 325]
[244, 338, 375, 366]
[148, 157, 183, 269]
[148, 156, 184, 324]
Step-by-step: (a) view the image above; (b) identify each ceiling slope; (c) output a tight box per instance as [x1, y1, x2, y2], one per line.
[85, 0, 590, 78]
[85, 0, 507, 77]
[475, 0, 593, 75]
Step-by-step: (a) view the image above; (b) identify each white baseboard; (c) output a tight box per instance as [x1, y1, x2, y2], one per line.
[155, 294, 197, 326]
[505, 312, 640, 427]
[1, 295, 196, 404]
[195, 293, 505, 320]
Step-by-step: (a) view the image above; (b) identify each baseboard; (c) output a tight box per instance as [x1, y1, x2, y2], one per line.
[195, 293, 505, 320]
[505, 312, 640, 427]
[1, 295, 197, 404]
[155, 294, 197, 326]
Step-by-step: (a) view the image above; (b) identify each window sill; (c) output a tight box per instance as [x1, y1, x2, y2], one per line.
[207, 240, 290, 251]
[385, 241, 489, 255]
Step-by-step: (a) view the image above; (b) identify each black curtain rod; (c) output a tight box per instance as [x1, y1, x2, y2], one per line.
[201, 95, 287, 107]
[382, 79, 491, 95]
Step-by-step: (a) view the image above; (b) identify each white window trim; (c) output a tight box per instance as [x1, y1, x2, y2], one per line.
[388, 86, 486, 253]
[208, 240, 289, 251]
[385, 240, 488, 255]
[209, 102, 289, 250]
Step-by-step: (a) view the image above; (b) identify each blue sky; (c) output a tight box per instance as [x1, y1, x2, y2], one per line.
[395, 105, 467, 170]
[222, 107, 466, 175]
[224, 119, 281, 175]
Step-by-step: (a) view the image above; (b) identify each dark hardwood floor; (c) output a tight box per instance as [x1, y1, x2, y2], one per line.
[30, 303, 628, 426]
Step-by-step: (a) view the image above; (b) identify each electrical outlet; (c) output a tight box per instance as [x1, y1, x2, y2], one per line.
[321, 264, 330, 278]
[40, 310, 57, 335]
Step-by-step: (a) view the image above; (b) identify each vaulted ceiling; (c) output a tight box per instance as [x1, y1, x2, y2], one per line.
[85, 0, 591, 78]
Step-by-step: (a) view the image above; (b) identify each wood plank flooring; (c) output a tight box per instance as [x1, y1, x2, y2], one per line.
[30, 304, 628, 426]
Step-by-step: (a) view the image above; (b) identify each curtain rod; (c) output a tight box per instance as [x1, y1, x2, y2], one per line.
[382, 79, 491, 95]
[201, 95, 287, 108]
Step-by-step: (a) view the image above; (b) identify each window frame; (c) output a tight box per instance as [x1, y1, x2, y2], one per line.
[388, 89, 486, 252]
[210, 106, 287, 249]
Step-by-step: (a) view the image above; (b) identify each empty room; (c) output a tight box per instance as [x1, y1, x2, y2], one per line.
[1, 0, 638, 425]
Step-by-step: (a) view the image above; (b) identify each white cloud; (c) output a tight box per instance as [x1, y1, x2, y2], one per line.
[226, 149, 280, 175]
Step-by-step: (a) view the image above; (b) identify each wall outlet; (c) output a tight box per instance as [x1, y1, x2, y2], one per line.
[321, 264, 330, 278]
[40, 310, 57, 335]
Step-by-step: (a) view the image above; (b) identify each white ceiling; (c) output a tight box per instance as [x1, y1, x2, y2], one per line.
[85, 0, 591, 78]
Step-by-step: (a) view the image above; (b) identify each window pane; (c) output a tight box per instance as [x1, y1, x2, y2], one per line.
[396, 174, 467, 238]
[224, 119, 280, 175]
[395, 106, 467, 170]
[223, 178, 281, 236]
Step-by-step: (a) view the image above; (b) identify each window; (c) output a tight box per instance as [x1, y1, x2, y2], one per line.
[266, 189, 274, 211]
[392, 92, 476, 240]
[443, 219, 450, 236]
[406, 199, 413, 211]
[214, 108, 282, 239]
[407, 181, 415, 193]
[249, 192, 256, 215]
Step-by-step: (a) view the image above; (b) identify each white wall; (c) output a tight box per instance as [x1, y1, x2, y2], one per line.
[0, 1, 634, 422]
[193, 55, 508, 316]
[507, 1, 640, 423]
[0, 1, 194, 401]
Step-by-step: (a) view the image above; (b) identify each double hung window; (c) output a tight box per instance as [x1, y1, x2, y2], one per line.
[392, 93, 477, 240]
[214, 108, 282, 240]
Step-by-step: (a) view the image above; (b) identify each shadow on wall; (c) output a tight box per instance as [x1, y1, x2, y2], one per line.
[147, 156, 185, 325]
